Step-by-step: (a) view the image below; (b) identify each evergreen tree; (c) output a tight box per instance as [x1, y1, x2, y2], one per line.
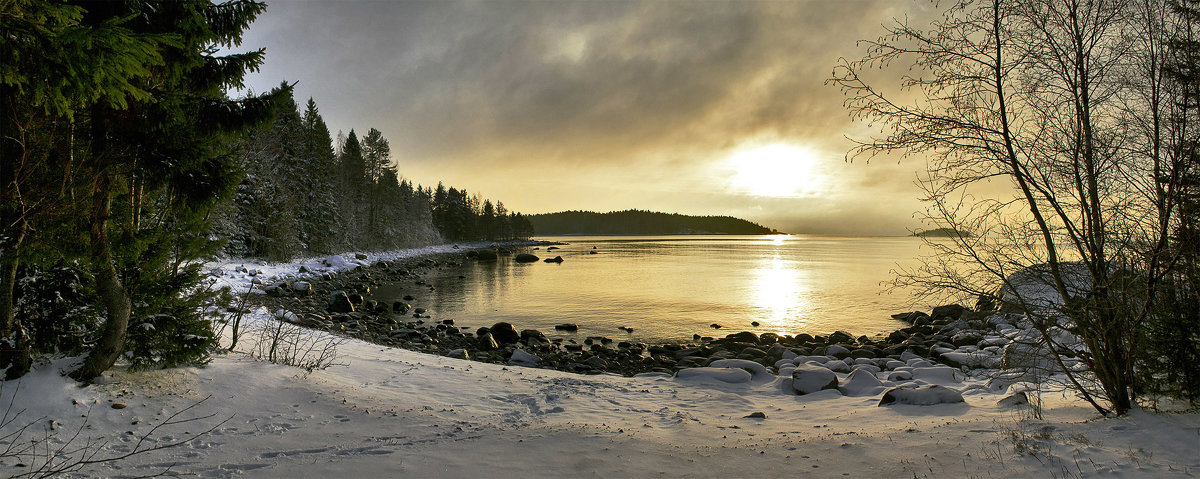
[70, 0, 285, 380]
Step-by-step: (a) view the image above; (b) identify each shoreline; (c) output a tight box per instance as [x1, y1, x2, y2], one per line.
[218, 243, 1008, 377]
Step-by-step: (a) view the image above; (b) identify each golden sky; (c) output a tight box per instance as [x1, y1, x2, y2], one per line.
[238, 0, 939, 235]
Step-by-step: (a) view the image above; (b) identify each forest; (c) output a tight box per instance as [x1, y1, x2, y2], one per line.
[0, 0, 529, 381]
[528, 210, 778, 235]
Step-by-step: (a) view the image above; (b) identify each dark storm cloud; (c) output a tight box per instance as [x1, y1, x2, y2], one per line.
[238, 0, 933, 234]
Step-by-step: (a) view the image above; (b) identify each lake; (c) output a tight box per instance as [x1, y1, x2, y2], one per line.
[373, 235, 933, 342]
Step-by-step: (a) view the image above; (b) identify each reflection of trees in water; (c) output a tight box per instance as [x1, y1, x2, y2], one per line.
[430, 258, 512, 313]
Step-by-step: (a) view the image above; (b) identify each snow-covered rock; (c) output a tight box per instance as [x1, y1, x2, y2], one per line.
[997, 391, 1030, 408]
[824, 359, 851, 373]
[674, 367, 753, 384]
[910, 366, 965, 385]
[840, 368, 886, 397]
[878, 385, 965, 406]
[708, 359, 769, 378]
[791, 363, 839, 395]
[508, 349, 540, 367]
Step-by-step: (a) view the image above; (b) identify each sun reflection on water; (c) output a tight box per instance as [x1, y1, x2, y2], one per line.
[749, 251, 809, 334]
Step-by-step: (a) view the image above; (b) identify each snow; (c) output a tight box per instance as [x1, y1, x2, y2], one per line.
[2, 249, 1198, 477]
[879, 384, 966, 406]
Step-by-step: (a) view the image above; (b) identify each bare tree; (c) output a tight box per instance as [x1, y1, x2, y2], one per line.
[831, 0, 1195, 415]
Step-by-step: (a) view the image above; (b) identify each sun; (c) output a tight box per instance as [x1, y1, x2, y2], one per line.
[726, 144, 822, 197]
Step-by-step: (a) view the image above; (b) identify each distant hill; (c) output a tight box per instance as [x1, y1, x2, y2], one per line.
[528, 210, 780, 235]
[911, 227, 971, 237]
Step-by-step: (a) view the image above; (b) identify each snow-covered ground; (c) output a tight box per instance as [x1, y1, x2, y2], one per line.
[1, 248, 1197, 478]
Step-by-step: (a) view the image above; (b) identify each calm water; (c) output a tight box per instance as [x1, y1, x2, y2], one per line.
[373, 235, 932, 342]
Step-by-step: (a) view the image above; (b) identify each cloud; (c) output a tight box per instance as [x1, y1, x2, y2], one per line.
[237, 0, 935, 234]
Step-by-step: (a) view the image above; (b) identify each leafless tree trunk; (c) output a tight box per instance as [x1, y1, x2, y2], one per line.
[832, 0, 1192, 415]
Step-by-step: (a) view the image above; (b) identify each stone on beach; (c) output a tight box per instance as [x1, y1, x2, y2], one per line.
[878, 385, 965, 406]
[791, 363, 840, 395]
[674, 367, 753, 384]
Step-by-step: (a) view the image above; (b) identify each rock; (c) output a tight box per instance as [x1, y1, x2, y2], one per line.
[791, 363, 840, 395]
[111, 403, 127, 409]
[675, 367, 753, 384]
[744, 412, 767, 419]
[520, 329, 549, 345]
[392, 302, 411, 313]
[839, 368, 886, 397]
[478, 333, 499, 351]
[554, 323, 579, 332]
[475, 249, 499, 261]
[328, 291, 355, 313]
[515, 253, 540, 263]
[828, 331, 855, 344]
[355, 253, 368, 260]
[489, 322, 521, 344]
[878, 385, 965, 406]
[543, 256, 564, 263]
[824, 344, 851, 359]
[584, 356, 608, 369]
[710, 323, 723, 329]
[931, 304, 967, 320]
[997, 391, 1029, 408]
[909, 366, 965, 384]
[724, 331, 759, 344]
[508, 349, 540, 367]
[708, 358, 769, 378]
[291, 281, 312, 296]
[950, 331, 979, 348]
[446, 349, 470, 360]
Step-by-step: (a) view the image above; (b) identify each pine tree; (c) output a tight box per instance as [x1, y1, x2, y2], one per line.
[70, 0, 286, 380]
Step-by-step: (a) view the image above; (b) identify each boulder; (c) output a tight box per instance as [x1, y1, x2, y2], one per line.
[520, 329, 549, 345]
[475, 249, 499, 261]
[824, 344, 851, 359]
[840, 368, 887, 397]
[724, 331, 759, 344]
[392, 302, 411, 313]
[931, 304, 968, 320]
[490, 322, 521, 344]
[878, 385, 965, 406]
[791, 363, 840, 395]
[354, 253, 368, 260]
[675, 367, 753, 384]
[508, 349, 540, 367]
[328, 291, 355, 313]
[828, 331, 855, 344]
[291, 281, 312, 296]
[446, 349, 470, 360]
[544, 256, 564, 263]
[554, 323, 579, 332]
[708, 358, 769, 378]
[515, 253, 540, 263]
[478, 333, 499, 351]
[584, 356, 608, 370]
[997, 391, 1030, 408]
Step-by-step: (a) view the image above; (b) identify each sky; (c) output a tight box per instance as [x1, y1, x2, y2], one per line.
[235, 0, 939, 235]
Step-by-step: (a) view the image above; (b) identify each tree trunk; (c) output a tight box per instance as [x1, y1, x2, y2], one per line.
[71, 126, 131, 381]
[0, 220, 23, 336]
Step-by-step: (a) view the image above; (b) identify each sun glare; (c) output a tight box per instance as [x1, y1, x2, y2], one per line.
[727, 144, 822, 197]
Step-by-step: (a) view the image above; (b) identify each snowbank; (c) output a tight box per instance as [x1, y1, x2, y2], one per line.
[1, 248, 1194, 477]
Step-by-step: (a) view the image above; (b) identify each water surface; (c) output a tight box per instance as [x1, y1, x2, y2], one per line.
[374, 235, 931, 342]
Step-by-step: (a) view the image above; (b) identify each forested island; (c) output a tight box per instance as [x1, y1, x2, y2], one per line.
[910, 228, 971, 237]
[528, 210, 780, 235]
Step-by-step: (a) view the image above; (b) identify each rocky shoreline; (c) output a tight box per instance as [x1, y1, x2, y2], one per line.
[240, 245, 1019, 379]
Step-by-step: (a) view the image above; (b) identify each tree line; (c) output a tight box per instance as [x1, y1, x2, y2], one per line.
[527, 210, 778, 235]
[213, 87, 533, 261]
[0, 0, 529, 382]
[834, 0, 1200, 414]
